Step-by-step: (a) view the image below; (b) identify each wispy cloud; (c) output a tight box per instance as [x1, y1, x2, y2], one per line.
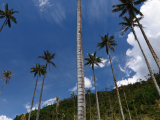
[24, 97, 56, 112]
[0, 115, 12, 120]
[33, 0, 66, 25]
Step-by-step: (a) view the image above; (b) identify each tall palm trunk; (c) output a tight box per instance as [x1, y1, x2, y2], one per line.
[0, 18, 7, 32]
[122, 87, 132, 120]
[36, 74, 45, 120]
[107, 49, 125, 120]
[28, 74, 39, 120]
[133, 12, 160, 74]
[77, 0, 86, 119]
[0, 78, 6, 94]
[89, 93, 92, 120]
[131, 24, 160, 96]
[92, 66, 101, 120]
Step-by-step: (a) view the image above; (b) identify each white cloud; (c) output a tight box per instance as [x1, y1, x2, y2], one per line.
[33, 0, 66, 24]
[69, 77, 95, 92]
[24, 97, 56, 112]
[117, 0, 160, 87]
[0, 115, 12, 120]
[94, 58, 108, 68]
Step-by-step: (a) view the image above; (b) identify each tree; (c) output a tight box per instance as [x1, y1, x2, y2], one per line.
[119, 15, 160, 96]
[112, 0, 160, 75]
[84, 50, 103, 120]
[71, 92, 76, 120]
[120, 84, 132, 120]
[97, 34, 125, 120]
[0, 3, 19, 32]
[86, 89, 92, 120]
[55, 96, 62, 120]
[76, 0, 86, 119]
[28, 63, 46, 120]
[36, 50, 56, 120]
[0, 69, 14, 94]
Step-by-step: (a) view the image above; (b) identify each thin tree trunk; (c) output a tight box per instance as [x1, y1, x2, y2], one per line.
[36, 74, 46, 120]
[0, 18, 7, 32]
[131, 25, 160, 97]
[0, 78, 6, 94]
[28, 75, 39, 120]
[77, 0, 86, 119]
[122, 87, 132, 120]
[108, 50, 125, 120]
[92, 66, 101, 120]
[133, 12, 160, 74]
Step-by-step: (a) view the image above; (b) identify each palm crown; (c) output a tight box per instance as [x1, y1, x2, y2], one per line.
[0, 69, 14, 84]
[30, 63, 47, 77]
[97, 33, 117, 54]
[119, 15, 145, 35]
[112, 0, 146, 18]
[37, 50, 56, 72]
[71, 92, 76, 98]
[0, 3, 19, 28]
[84, 50, 103, 69]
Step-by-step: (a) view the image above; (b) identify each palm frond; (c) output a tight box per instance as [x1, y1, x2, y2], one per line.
[133, 0, 147, 5]
[10, 16, 17, 24]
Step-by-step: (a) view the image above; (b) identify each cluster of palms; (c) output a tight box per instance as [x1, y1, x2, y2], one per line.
[79, 0, 160, 119]
[1, 0, 160, 120]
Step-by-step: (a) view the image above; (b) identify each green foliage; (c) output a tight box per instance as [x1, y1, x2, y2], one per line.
[13, 72, 160, 120]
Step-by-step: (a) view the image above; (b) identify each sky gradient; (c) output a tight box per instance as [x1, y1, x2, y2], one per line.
[0, 0, 160, 119]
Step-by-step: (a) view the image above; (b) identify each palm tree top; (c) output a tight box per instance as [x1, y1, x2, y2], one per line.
[37, 50, 56, 72]
[97, 33, 117, 54]
[84, 50, 103, 69]
[30, 63, 47, 77]
[0, 69, 14, 84]
[112, 0, 146, 18]
[119, 15, 145, 35]
[86, 89, 91, 94]
[71, 92, 76, 98]
[0, 3, 19, 28]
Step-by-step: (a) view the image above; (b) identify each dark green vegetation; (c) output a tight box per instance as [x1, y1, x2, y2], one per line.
[14, 72, 160, 120]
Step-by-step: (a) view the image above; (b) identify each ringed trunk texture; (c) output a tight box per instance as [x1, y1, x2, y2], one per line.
[131, 25, 160, 96]
[36, 74, 46, 120]
[77, 0, 86, 120]
[92, 67, 101, 120]
[0, 78, 6, 94]
[108, 50, 125, 120]
[28, 75, 39, 120]
[133, 12, 160, 74]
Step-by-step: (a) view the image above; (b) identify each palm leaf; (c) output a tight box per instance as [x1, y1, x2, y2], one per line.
[133, 0, 147, 5]
[10, 16, 17, 24]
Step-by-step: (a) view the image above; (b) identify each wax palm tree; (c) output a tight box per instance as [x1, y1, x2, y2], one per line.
[86, 89, 92, 120]
[76, 0, 86, 119]
[28, 63, 46, 120]
[112, 0, 160, 75]
[55, 96, 62, 120]
[84, 50, 103, 120]
[0, 3, 19, 32]
[36, 50, 56, 120]
[119, 84, 132, 120]
[97, 34, 125, 120]
[0, 69, 14, 94]
[71, 92, 76, 120]
[119, 15, 160, 96]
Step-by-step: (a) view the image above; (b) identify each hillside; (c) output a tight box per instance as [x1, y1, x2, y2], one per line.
[14, 72, 160, 120]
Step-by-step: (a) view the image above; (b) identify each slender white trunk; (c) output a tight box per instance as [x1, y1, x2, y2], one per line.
[28, 75, 39, 120]
[36, 74, 45, 120]
[108, 49, 125, 120]
[0, 78, 6, 95]
[131, 25, 160, 96]
[92, 66, 101, 120]
[133, 12, 160, 74]
[77, 0, 86, 120]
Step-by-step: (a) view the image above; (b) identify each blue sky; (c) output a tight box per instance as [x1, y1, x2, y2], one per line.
[0, 0, 160, 119]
